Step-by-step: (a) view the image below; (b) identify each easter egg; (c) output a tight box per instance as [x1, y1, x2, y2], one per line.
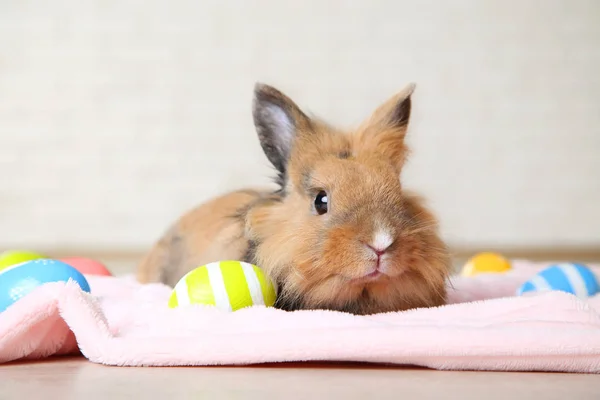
[0, 250, 46, 272]
[0, 259, 91, 312]
[60, 257, 112, 276]
[460, 252, 512, 276]
[517, 263, 599, 298]
[168, 260, 277, 312]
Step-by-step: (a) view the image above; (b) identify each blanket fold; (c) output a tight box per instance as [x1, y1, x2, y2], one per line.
[1, 260, 599, 373]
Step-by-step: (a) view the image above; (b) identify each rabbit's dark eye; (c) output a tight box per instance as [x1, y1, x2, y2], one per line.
[314, 191, 329, 215]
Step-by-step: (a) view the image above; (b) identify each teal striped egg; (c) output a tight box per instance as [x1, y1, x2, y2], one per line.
[517, 263, 599, 298]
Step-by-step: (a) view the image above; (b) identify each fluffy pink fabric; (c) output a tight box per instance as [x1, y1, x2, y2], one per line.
[1, 260, 599, 372]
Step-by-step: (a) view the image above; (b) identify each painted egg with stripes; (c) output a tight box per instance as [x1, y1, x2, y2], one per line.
[516, 263, 599, 298]
[168, 260, 277, 311]
[0, 259, 91, 312]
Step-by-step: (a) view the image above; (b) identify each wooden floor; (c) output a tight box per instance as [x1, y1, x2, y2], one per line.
[1, 356, 599, 399]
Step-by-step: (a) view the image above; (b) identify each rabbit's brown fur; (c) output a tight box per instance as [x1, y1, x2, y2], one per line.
[136, 82, 451, 315]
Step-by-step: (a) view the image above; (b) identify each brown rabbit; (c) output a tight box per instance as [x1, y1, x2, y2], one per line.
[136, 82, 451, 315]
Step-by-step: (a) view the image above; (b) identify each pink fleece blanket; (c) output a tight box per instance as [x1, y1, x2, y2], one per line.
[1, 260, 599, 373]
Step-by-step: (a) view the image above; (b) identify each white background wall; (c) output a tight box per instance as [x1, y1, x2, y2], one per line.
[0, 0, 599, 253]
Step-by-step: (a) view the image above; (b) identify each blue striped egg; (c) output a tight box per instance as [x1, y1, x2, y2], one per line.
[0, 259, 91, 312]
[517, 263, 599, 298]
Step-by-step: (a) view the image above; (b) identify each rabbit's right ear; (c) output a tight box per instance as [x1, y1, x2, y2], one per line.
[252, 83, 311, 174]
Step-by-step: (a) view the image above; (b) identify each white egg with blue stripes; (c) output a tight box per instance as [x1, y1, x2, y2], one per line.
[516, 263, 599, 298]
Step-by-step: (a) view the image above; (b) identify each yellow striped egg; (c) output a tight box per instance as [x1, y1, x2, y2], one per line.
[168, 260, 277, 311]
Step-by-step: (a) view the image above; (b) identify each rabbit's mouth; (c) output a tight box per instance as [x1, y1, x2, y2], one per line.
[364, 270, 383, 280]
[343, 255, 409, 285]
[346, 269, 385, 285]
[344, 266, 409, 286]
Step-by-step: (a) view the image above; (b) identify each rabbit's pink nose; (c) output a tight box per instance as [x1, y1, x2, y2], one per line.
[366, 244, 387, 256]
[365, 230, 394, 256]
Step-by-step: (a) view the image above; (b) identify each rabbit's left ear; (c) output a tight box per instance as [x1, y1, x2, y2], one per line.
[252, 83, 312, 174]
[363, 83, 415, 131]
[356, 83, 416, 170]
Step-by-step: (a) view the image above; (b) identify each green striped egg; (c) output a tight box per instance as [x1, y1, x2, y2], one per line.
[168, 260, 277, 311]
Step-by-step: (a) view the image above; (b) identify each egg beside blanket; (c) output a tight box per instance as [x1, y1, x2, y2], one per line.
[517, 263, 599, 299]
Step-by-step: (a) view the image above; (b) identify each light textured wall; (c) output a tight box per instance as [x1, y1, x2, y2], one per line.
[0, 0, 599, 253]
